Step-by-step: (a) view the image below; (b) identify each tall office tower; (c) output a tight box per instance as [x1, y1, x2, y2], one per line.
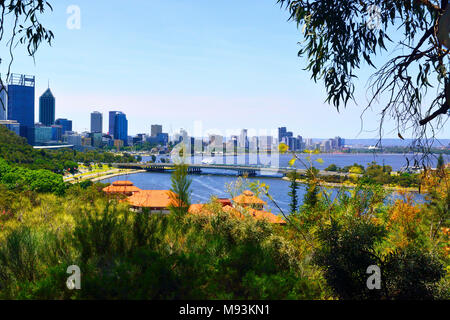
[278, 127, 287, 142]
[113, 112, 128, 144]
[151, 124, 162, 137]
[55, 118, 73, 134]
[0, 83, 6, 120]
[296, 135, 303, 151]
[39, 88, 55, 126]
[7, 74, 35, 142]
[334, 136, 343, 149]
[108, 111, 119, 137]
[90, 111, 103, 133]
[239, 129, 248, 149]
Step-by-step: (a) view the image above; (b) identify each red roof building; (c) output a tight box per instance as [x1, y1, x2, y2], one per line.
[102, 181, 142, 196]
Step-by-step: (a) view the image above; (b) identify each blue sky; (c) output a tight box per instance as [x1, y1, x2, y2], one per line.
[3, 0, 448, 139]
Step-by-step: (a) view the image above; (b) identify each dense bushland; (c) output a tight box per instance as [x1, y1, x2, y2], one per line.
[0, 135, 447, 299]
[0, 165, 448, 299]
[0, 185, 327, 299]
[0, 125, 136, 173]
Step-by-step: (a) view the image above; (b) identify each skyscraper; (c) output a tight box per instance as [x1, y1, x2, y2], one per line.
[55, 118, 72, 134]
[0, 83, 6, 120]
[239, 129, 248, 149]
[110, 111, 128, 144]
[7, 74, 35, 142]
[278, 127, 287, 142]
[39, 88, 55, 126]
[90, 111, 103, 133]
[109, 111, 119, 137]
[151, 124, 162, 137]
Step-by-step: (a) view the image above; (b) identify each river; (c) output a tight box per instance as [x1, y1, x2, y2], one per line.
[101, 153, 437, 213]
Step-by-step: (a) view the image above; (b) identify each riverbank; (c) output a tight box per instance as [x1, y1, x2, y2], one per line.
[89, 167, 419, 194]
[281, 176, 419, 193]
[64, 168, 146, 184]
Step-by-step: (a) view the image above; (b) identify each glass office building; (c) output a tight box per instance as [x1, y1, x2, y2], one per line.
[109, 111, 118, 137]
[51, 125, 63, 141]
[39, 88, 55, 126]
[34, 126, 53, 145]
[109, 111, 127, 144]
[0, 84, 6, 120]
[7, 74, 35, 143]
[114, 112, 128, 144]
[91, 111, 103, 133]
[55, 118, 72, 134]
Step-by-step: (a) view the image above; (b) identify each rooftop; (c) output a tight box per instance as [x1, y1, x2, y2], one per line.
[247, 208, 286, 224]
[232, 190, 267, 206]
[102, 181, 141, 195]
[126, 190, 176, 209]
[40, 88, 54, 98]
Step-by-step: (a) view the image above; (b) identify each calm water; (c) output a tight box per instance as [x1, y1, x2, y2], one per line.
[143, 153, 449, 172]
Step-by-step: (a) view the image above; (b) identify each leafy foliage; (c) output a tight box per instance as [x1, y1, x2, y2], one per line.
[0, 125, 136, 173]
[278, 0, 449, 152]
[169, 164, 192, 217]
[0, 158, 65, 195]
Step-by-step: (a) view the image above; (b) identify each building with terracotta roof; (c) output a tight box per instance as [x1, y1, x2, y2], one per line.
[247, 208, 286, 224]
[189, 203, 245, 220]
[125, 190, 176, 214]
[217, 198, 232, 207]
[232, 190, 266, 210]
[222, 205, 245, 220]
[188, 203, 285, 224]
[102, 181, 142, 196]
[188, 204, 206, 215]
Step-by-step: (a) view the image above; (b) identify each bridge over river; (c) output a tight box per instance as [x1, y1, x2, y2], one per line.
[112, 163, 352, 178]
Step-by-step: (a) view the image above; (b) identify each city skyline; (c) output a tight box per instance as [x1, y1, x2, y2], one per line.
[4, 1, 447, 140]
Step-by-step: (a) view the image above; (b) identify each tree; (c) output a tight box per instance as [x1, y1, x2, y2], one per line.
[303, 166, 320, 208]
[325, 164, 338, 172]
[287, 171, 300, 214]
[437, 153, 445, 170]
[169, 164, 192, 217]
[0, 1, 54, 112]
[315, 217, 445, 299]
[278, 0, 449, 155]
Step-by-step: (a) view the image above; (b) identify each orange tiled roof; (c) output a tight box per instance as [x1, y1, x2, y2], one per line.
[126, 190, 176, 209]
[222, 205, 245, 219]
[188, 203, 283, 224]
[189, 204, 244, 219]
[232, 190, 266, 206]
[217, 198, 232, 207]
[188, 204, 206, 214]
[112, 180, 134, 186]
[103, 181, 141, 195]
[248, 208, 286, 224]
